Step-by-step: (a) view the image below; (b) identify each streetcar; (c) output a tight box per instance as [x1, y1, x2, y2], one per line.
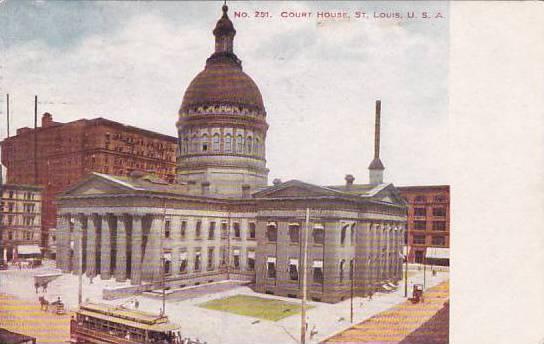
[70, 302, 182, 343]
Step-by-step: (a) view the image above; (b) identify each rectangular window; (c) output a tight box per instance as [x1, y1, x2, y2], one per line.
[179, 251, 187, 274]
[180, 221, 187, 239]
[233, 222, 241, 239]
[312, 226, 325, 244]
[289, 258, 299, 281]
[233, 248, 241, 269]
[432, 221, 446, 231]
[340, 224, 349, 245]
[208, 221, 216, 240]
[207, 247, 215, 270]
[247, 250, 255, 271]
[432, 207, 446, 217]
[413, 235, 426, 245]
[221, 222, 228, 238]
[195, 220, 202, 239]
[414, 221, 427, 230]
[414, 208, 427, 216]
[432, 236, 446, 246]
[312, 260, 324, 284]
[266, 223, 277, 242]
[267, 257, 276, 279]
[194, 250, 201, 272]
[288, 224, 300, 243]
[339, 259, 346, 283]
[164, 220, 171, 238]
[163, 252, 172, 275]
[220, 247, 226, 266]
[248, 222, 256, 239]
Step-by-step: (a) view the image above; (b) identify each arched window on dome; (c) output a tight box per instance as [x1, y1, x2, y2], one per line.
[191, 134, 198, 153]
[224, 134, 233, 153]
[181, 137, 189, 154]
[246, 136, 253, 154]
[201, 134, 209, 152]
[254, 137, 260, 155]
[212, 134, 220, 152]
[236, 135, 244, 154]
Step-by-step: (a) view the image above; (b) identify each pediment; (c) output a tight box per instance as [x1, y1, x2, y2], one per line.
[63, 174, 135, 196]
[373, 185, 407, 206]
[253, 180, 340, 199]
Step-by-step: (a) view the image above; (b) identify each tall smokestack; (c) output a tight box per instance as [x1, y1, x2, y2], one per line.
[368, 100, 385, 184]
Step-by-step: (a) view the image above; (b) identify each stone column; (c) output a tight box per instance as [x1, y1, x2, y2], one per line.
[171, 216, 182, 277]
[385, 224, 391, 280]
[131, 215, 143, 285]
[100, 214, 112, 280]
[115, 215, 128, 282]
[142, 215, 162, 282]
[86, 214, 98, 277]
[72, 214, 85, 275]
[56, 214, 69, 272]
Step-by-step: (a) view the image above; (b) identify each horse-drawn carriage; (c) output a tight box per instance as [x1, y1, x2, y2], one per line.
[409, 284, 424, 304]
[34, 272, 66, 315]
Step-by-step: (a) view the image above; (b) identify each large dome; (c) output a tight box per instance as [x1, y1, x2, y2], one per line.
[180, 56, 264, 113]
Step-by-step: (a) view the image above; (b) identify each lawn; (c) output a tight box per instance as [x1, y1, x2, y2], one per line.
[199, 295, 312, 321]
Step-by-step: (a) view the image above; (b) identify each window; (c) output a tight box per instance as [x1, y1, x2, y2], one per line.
[414, 195, 427, 203]
[432, 221, 446, 231]
[194, 250, 201, 271]
[433, 194, 446, 203]
[180, 221, 187, 239]
[339, 259, 345, 283]
[340, 224, 349, 245]
[236, 135, 244, 153]
[9, 191, 14, 198]
[266, 222, 277, 242]
[312, 225, 324, 244]
[8, 231, 13, 240]
[246, 137, 252, 154]
[24, 231, 32, 240]
[288, 224, 300, 243]
[267, 257, 277, 278]
[201, 134, 209, 152]
[415, 250, 424, 263]
[233, 222, 241, 239]
[254, 138, 260, 155]
[195, 220, 202, 239]
[432, 236, 446, 246]
[432, 207, 446, 217]
[350, 223, 356, 244]
[208, 221, 216, 240]
[207, 247, 215, 270]
[413, 235, 426, 245]
[289, 258, 299, 281]
[247, 250, 255, 271]
[221, 222, 228, 238]
[248, 222, 256, 239]
[414, 208, 427, 216]
[232, 248, 240, 269]
[313, 260, 324, 284]
[224, 134, 232, 153]
[179, 251, 187, 273]
[163, 252, 172, 275]
[212, 134, 220, 152]
[220, 247, 227, 266]
[164, 220, 171, 238]
[414, 221, 426, 230]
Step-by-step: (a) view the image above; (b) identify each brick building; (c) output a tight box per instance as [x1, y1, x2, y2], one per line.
[0, 184, 42, 263]
[397, 185, 450, 264]
[1, 114, 177, 252]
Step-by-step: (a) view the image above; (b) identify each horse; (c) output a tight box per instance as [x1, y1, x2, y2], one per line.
[38, 296, 49, 311]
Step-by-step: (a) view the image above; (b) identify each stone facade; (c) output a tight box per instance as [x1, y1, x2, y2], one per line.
[397, 185, 450, 263]
[1, 113, 177, 253]
[0, 184, 42, 263]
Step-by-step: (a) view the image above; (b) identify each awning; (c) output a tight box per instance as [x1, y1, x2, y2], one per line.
[312, 260, 323, 268]
[313, 224, 324, 230]
[233, 249, 240, 255]
[179, 252, 187, 260]
[426, 248, 449, 259]
[267, 256, 276, 263]
[17, 245, 41, 255]
[289, 258, 299, 266]
[247, 250, 255, 259]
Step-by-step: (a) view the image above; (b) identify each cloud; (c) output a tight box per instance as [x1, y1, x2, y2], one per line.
[0, 1, 449, 186]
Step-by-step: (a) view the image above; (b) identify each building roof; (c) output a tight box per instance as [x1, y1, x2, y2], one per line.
[0, 328, 35, 344]
[179, 5, 265, 113]
[0, 184, 43, 191]
[396, 185, 450, 192]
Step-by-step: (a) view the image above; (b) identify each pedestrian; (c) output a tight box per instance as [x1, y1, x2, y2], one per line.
[43, 283, 48, 293]
[34, 282, 39, 294]
[368, 291, 373, 301]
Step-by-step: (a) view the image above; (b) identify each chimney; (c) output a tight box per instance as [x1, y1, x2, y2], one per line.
[41, 113, 53, 128]
[345, 174, 355, 188]
[368, 100, 385, 184]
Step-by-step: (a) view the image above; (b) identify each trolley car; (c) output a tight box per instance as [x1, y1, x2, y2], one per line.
[70, 302, 182, 343]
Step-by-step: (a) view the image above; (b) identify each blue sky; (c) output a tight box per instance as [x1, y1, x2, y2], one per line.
[0, 1, 449, 186]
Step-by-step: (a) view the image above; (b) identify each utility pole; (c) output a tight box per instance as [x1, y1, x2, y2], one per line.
[300, 208, 310, 344]
[78, 217, 83, 305]
[33, 95, 38, 185]
[161, 199, 167, 316]
[6, 94, 9, 137]
[423, 253, 427, 290]
[350, 260, 354, 323]
[404, 247, 408, 298]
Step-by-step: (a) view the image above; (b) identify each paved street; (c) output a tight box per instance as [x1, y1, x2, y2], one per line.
[0, 260, 448, 344]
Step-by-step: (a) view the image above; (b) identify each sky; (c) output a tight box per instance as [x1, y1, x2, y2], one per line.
[0, 0, 449, 187]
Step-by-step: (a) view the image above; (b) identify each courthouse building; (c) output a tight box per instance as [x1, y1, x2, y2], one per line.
[55, 5, 407, 303]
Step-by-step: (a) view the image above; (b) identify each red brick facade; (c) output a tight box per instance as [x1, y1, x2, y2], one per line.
[397, 185, 450, 263]
[1, 113, 177, 251]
